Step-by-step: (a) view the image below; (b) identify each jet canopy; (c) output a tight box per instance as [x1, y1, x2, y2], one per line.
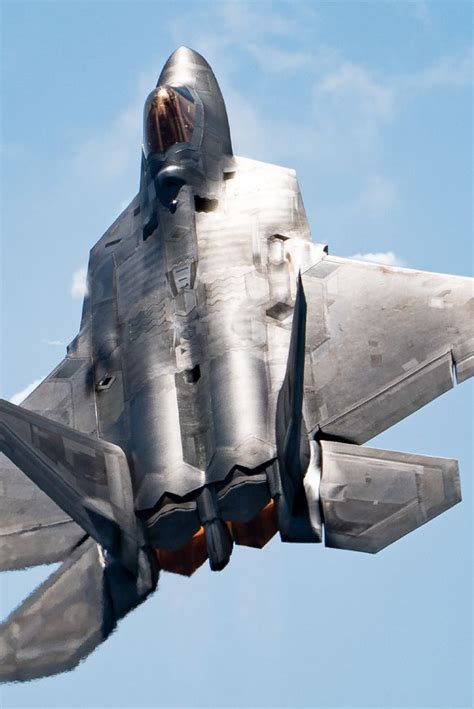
[143, 85, 196, 157]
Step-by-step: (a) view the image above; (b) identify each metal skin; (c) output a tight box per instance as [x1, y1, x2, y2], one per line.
[0, 46, 472, 682]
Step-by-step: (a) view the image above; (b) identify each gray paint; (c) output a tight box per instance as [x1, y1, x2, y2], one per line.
[0, 46, 472, 682]
[0, 538, 157, 683]
[320, 441, 461, 553]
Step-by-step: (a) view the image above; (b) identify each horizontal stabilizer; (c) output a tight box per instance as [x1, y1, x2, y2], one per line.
[320, 441, 461, 553]
[0, 538, 158, 683]
[0, 399, 139, 573]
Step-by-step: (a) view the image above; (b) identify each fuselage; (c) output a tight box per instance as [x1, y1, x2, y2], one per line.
[78, 47, 321, 572]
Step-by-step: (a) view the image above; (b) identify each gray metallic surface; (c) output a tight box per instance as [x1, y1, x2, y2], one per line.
[0, 400, 139, 573]
[0, 538, 158, 682]
[301, 257, 473, 443]
[0, 45, 472, 682]
[319, 441, 461, 553]
[0, 347, 96, 572]
[275, 274, 309, 509]
[0, 450, 85, 571]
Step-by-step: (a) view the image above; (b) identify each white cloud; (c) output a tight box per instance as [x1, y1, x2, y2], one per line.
[219, 0, 317, 43]
[309, 62, 395, 172]
[165, 1, 318, 80]
[317, 63, 394, 120]
[317, 175, 399, 243]
[402, 48, 473, 92]
[63, 6, 470, 224]
[246, 44, 312, 73]
[10, 379, 43, 405]
[412, 0, 432, 28]
[224, 85, 274, 160]
[72, 66, 157, 187]
[42, 338, 65, 346]
[348, 251, 406, 267]
[70, 267, 88, 299]
[355, 176, 399, 218]
[74, 101, 142, 183]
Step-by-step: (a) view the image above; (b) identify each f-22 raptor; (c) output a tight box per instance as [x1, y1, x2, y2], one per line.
[1, 47, 472, 682]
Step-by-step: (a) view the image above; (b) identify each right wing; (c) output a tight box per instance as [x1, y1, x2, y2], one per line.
[302, 256, 473, 443]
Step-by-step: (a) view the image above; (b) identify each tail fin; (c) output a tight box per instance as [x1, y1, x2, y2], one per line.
[274, 274, 317, 542]
[0, 538, 158, 683]
[0, 400, 139, 573]
[275, 272, 309, 507]
[319, 440, 461, 553]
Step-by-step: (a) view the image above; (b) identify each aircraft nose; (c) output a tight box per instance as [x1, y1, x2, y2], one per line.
[157, 46, 211, 87]
[155, 46, 233, 157]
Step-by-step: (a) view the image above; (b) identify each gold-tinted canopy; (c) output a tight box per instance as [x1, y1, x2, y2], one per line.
[143, 85, 195, 157]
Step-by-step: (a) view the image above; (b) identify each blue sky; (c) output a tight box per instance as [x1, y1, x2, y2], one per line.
[0, 1, 472, 707]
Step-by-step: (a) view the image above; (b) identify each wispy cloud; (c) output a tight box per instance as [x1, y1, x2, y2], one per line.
[70, 267, 88, 299]
[348, 251, 406, 267]
[74, 102, 142, 183]
[317, 63, 394, 120]
[223, 85, 280, 161]
[246, 44, 312, 73]
[10, 379, 43, 405]
[42, 338, 66, 347]
[73, 67, 157, 187]
[411, 0, 432, 28]
[401, 48, 473, 92]
[354, 176, 399, 218]
[309, 62, 395, 172]
[220, 0, 316, 41]
[62, 2, 470, 251]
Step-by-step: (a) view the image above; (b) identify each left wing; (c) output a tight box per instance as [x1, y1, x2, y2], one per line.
[1, 194, 139, 571]
[301, 256, 473, 443]
[0, 452, 86, 571]
[1, 337, 97, 570]
[0, 398, 140, 573]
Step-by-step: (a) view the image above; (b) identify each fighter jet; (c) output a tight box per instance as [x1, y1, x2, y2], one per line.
[1, 46, 472, 682]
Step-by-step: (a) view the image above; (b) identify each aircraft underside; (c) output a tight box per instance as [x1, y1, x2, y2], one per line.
[0, 46, 472, 683]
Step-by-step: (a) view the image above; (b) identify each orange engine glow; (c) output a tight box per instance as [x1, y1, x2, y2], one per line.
[154, 526, 208, 577]
[230, 500, 278, 549]
[154, 500, 278, 576]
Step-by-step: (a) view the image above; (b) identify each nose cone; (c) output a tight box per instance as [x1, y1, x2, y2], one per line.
[160, 46, 210, 75]
[158, 46, 211, 87]
[156, 46, 233, 158]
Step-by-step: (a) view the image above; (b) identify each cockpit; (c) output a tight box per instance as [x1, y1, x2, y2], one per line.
[143, 85, 196, 157]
